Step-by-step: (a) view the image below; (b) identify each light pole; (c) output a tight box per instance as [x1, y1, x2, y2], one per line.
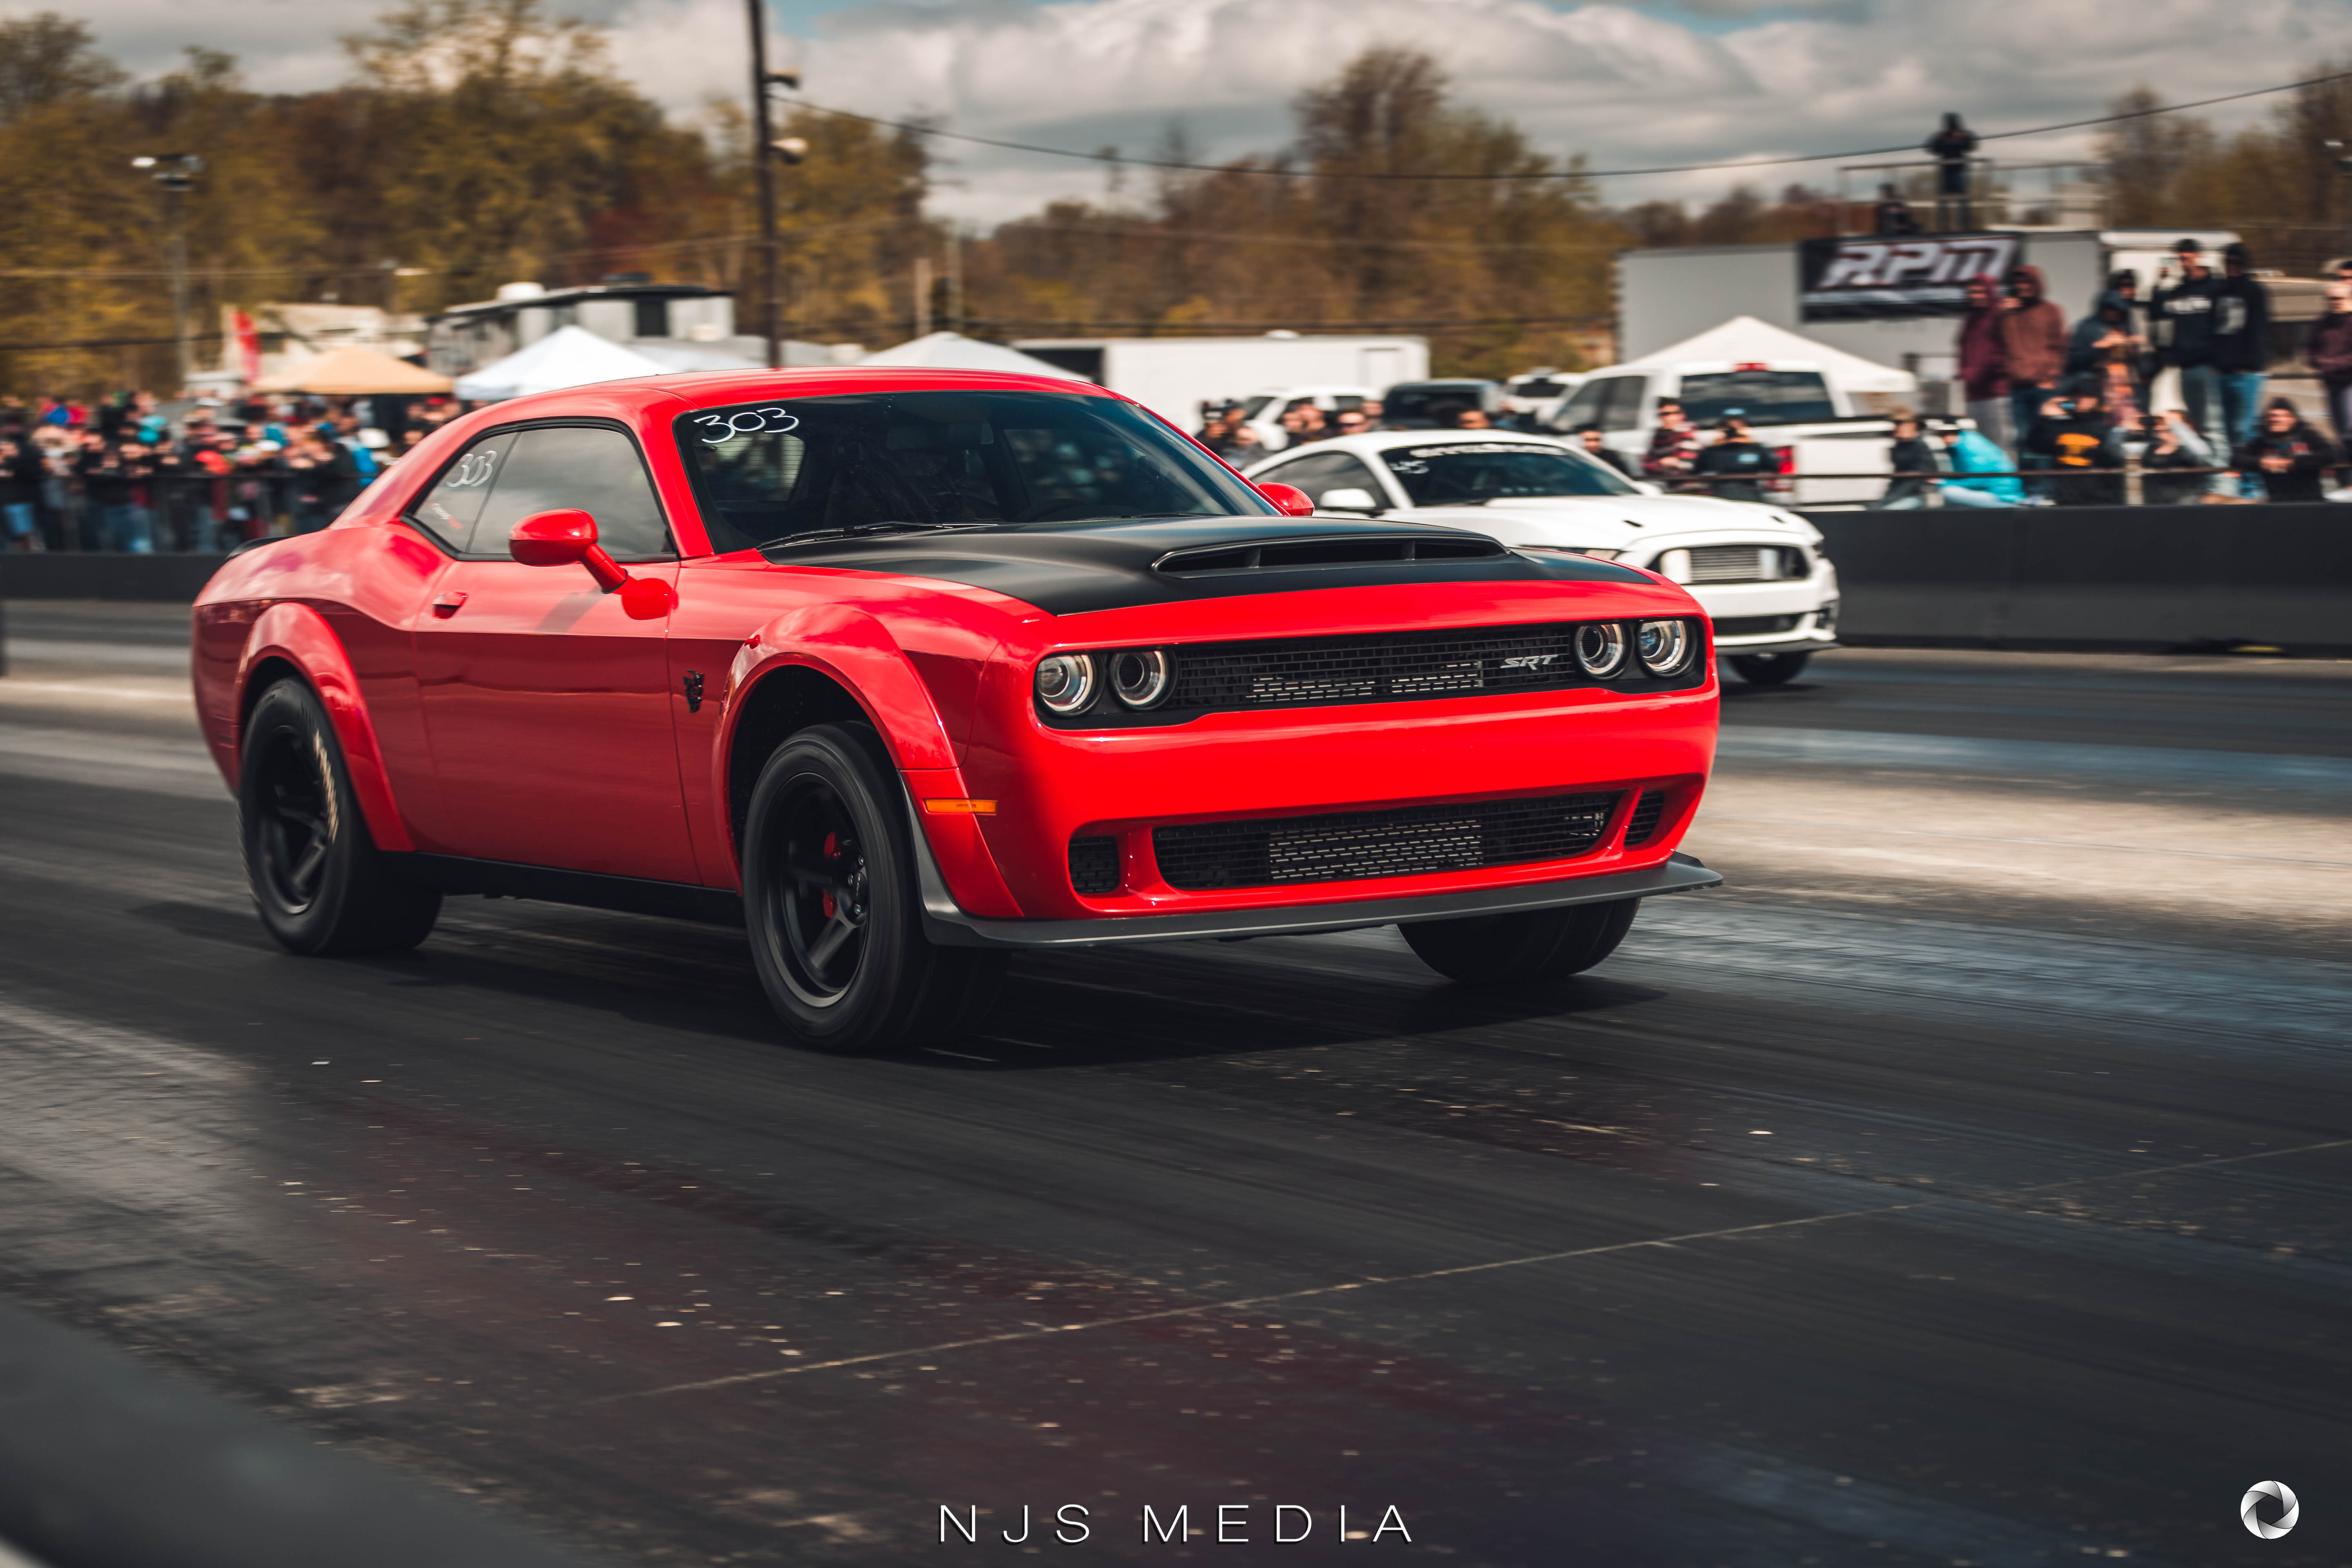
[745, 0, 807, 370]
[132, 153, 202, 393]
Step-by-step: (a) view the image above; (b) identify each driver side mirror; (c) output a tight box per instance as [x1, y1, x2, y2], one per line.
[1256, 481, 1316, 518]
[509, 508, 675, 619]
[1316, 487, 1383, 514]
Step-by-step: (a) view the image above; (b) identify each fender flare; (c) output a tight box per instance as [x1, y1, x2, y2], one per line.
[235, 602, 413, 852]
[720, 601, 960, 787]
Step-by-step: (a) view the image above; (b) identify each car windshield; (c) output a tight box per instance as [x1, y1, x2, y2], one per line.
[675, 389, 1273, 552]
[1381, 441, 1638, 504]
[1674, 370, 1835, 425]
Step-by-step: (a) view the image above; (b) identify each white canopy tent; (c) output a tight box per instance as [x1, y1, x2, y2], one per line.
[453, 326, 666, 402]
[1620, 315, 1916, 396]
[860, 332, 1090, 381]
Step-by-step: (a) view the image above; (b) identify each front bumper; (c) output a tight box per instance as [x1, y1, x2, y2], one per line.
[906, 800, 1719, 946]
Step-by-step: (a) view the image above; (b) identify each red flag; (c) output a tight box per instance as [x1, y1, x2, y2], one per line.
[233, 310, 261, 384]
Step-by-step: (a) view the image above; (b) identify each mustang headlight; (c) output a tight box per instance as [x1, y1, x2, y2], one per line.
[1637, 619, 1695, 676]
[1519, 544, 1622, 561]
[1574, 622, 1628, 677]
[1109, 648, 1171, 709]
[1035, 653, 1096, 714]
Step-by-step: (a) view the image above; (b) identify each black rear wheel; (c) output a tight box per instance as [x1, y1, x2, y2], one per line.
[1728, 650, 1811, 686]
[1401, 898, 1638, 984]
[239, 679, 441, 955]
[742, 723, 1002, 1051]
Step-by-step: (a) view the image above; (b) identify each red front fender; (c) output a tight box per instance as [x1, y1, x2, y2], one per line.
[234, 602, 414, 853]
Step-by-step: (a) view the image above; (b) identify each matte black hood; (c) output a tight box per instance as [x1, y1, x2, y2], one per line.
[760, 514, 1645, 616]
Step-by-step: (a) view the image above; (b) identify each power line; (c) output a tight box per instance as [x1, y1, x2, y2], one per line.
[791, 65, 2352, 182]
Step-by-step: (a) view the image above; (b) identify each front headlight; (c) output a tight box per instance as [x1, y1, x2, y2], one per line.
[1109, 648, 1171, 708]
[1575, 622, 1629, 677]
[1636, 619, 1695, 676]
[1035, 653, 1096, 714]
[1519, 544, 1622, 561]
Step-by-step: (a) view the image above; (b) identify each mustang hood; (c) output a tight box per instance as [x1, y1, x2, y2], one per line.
[762, 514, 1646, 615]
[1468, 493, 1822, 546]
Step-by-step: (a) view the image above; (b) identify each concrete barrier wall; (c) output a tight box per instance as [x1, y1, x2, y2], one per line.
[0, 552, 229, 600]
[1802, 504, 2352, 653]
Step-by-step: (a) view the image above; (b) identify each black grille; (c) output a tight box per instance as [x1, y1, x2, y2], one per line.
[1153, 792, 1619, 892]
[1069, 835, 1121, 895]
[1622, 789, 1666, 847]
[1714, 614, 1799, 637]
[1172, 623, 1586, 712]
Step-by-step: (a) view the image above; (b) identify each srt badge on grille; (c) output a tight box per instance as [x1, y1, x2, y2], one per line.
[1498, 654, 1558, 670]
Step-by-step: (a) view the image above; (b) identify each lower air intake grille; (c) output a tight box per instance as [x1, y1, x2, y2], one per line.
[1622, 789, 1666, 848]
[1153, 792, 1620, 892]
[1713, 614, 1799, 637]
[1069, 835, 1121, 895]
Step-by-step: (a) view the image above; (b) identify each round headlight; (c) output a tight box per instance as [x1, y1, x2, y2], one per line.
[1574, 622, 1628, 677]
[1036, 653, 1096, 714]
[1109, 648, 1171, 708]
[1637, 619, 1694, 675]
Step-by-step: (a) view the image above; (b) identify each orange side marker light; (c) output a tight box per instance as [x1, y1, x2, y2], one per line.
[922, 798, 998, 815]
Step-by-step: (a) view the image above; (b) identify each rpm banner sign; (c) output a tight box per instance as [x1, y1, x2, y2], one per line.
[1798, 233, 2024, 320]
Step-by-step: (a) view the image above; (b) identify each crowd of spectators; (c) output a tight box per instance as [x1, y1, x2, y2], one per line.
[0, 390, 463, 552]
[1196, 391, 1532, 465]
[1923, 241, 2348, 508]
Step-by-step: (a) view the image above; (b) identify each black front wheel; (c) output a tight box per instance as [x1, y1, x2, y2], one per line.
[1728, 651, 1811, 686]
[239, 679, 441, 955]
[1401, 898, 1638, 984]
[741, 724, 1002, 1052]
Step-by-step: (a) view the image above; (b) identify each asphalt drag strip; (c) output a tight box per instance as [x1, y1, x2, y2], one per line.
[0, 606, 2346, 1566]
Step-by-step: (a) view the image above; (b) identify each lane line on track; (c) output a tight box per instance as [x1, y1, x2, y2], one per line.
[592, 1134, 2352, 1405]
[1698, 812, 2352, 869]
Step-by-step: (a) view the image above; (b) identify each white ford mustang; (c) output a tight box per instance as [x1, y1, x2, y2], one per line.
[1245, 429, 1839, 685]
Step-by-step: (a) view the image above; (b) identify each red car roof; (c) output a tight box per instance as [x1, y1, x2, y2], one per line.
[472, 365, 1117, 423]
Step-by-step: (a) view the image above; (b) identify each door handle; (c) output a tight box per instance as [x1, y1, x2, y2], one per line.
[431, 590, 469, 618]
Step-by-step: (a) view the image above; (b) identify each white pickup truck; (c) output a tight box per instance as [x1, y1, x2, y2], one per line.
[1543, 357, 1897, 507]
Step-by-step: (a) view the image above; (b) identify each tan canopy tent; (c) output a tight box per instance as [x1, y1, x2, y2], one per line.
[253, 346, 452, 396]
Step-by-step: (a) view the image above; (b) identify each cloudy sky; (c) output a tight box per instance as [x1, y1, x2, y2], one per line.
[37, 0, 2347, 224]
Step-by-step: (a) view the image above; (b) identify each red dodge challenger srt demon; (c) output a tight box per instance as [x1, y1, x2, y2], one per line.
[193, 369, 1720, 1051]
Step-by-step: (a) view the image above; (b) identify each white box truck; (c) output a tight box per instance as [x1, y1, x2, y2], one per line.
[1011, 334, 1429, 430]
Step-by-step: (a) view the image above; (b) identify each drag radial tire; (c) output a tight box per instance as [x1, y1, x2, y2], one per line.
[1401, 898, 1639, 984]
[1728, 651, 1811, 686]
[741, 723, 1003, 1053]
[239, 678, 441, 955]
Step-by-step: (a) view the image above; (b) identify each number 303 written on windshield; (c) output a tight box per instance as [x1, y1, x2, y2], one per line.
[693, 408, 800, 444]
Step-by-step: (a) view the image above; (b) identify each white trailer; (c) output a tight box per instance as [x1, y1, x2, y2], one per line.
[1011, 334, 1429, 430]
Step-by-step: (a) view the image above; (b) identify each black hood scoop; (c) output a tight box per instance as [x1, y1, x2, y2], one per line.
[1156, 532, 1505, 575]
[762, 514, 1642, 616]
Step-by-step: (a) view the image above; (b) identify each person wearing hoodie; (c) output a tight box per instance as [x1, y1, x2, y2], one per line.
[1876, 413, 1938, 508]
[2232, 399, 2335, 503]
[2066, 290, 2148, 425]
[1955, 274, 2012, 452]
[1998, 265, 2068, 480]
[2305, 282, 2352, 454]
[2213, 242, 2274, 497]
[2023, 380, 2125, 506]
[1935, 421, 2025, 508]
[2149, 238, 2230, 486]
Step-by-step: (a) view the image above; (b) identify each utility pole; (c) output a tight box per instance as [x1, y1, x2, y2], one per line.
[746, 2, 782, 370]
[746, 2, 808, 371]
[133, 153, 202, 393]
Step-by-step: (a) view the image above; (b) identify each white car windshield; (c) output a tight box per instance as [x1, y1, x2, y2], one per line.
[1381, 441, 1637, 505]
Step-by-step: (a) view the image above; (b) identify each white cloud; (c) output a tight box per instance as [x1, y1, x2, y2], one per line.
[604, 0, 2346, 223]
[26, 0, 2347, 225]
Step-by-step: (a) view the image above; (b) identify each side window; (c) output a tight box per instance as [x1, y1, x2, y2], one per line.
[1555, 380, 1609, 430]
[407, 432, 515, 553]
[1262, 450, 1383, 504]
[1598, 378, 1649, 432]
[470, 425, 675, 563]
